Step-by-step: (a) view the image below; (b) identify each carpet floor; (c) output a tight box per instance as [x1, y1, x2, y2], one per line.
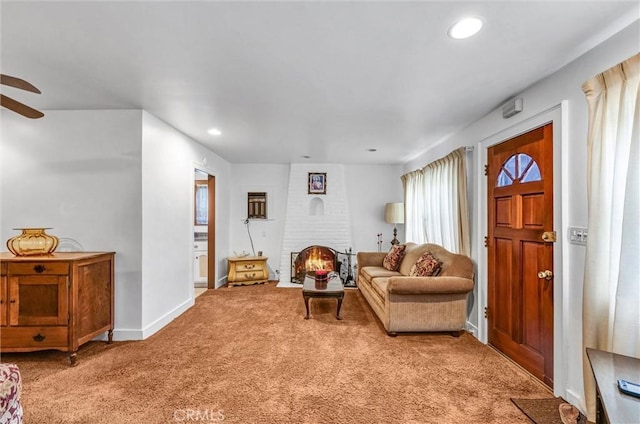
[2, 283, 553, 423]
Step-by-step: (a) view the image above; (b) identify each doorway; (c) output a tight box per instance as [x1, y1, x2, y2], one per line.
[194, 169, 216, 291]
[487, 123, 555, 387]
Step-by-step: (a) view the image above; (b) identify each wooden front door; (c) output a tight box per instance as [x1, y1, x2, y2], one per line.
[487, 123, 554, 387]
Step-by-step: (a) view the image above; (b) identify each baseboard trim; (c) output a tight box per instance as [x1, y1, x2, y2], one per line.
[110, 328, 145, 341]
[465, 321, 478, 338]
[564, 388, 585, 414]
[107, 297, 195, 341]
[215, 275, 228, 289]
[141, 297, 195, 339]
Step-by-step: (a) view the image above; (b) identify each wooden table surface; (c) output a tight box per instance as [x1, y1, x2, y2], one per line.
[586, 348, 640, 424]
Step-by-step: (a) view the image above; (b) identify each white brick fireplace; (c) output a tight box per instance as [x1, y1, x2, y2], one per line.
[278, 163, 354, 287]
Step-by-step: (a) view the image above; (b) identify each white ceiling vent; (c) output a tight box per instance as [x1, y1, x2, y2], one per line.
[502, 98, 523, 119]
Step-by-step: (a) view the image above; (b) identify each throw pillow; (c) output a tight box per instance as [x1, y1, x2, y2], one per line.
[409, 251, 442, 277]
[383, 244, 406, 271]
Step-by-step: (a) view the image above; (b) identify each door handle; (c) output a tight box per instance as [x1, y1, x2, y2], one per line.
[538, 270, 553, 280]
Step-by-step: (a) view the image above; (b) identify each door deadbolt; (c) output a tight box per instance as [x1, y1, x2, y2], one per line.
[538, 270, 553, 280]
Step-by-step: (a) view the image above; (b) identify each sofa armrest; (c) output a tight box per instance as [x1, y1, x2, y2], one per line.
[356, 252, 387, 269]
[387, 276, 474, 295]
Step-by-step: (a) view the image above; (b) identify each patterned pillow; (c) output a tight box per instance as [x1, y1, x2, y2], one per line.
[383, 244, 406, 271]
[409, 251, 442, 277]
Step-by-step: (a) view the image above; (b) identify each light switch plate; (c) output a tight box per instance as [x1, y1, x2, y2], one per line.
[568, 226, 588, 245]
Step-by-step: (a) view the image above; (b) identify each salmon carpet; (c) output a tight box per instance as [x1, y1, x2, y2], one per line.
[2, 282, 553, 423]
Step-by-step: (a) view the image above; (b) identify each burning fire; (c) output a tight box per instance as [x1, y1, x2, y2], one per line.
[304, 246, 333, 272]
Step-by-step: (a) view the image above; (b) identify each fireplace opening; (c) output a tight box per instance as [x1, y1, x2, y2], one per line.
[291, 245, 356, 287]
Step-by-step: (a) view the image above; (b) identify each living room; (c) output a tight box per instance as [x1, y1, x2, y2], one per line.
[1, 2, 638, 423]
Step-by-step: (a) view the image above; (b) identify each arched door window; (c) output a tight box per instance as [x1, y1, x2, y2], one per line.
[496, 153, 541, 187]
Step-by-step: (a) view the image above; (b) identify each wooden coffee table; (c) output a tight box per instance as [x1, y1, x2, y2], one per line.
[302, 274, 344, 320]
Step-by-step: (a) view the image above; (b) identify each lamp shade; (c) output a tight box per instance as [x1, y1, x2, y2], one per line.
[384, 202, 404, 224]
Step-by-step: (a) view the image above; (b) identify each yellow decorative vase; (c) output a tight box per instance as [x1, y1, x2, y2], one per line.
[6, 228, 59, 256]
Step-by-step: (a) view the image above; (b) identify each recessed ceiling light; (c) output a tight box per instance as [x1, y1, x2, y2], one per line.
[207, 128, 222, 136]
[448, 17, 484, 39]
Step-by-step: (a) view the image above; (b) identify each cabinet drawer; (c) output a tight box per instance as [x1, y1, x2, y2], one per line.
[234, 270, 268, 281]
[194, 241, 207, 251]
[8, 262, 69, 275]
[235, 261, 264, 272]
[1, 326, 68, 349]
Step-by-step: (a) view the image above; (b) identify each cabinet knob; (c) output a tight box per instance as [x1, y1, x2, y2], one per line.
[34, 265, 46, 273]
[9, 299, 16, 304]
[33, 333, 46, 342]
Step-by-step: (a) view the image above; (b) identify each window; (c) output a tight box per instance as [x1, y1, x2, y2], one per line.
[496, 153, 541, 187]
[247, 192, 267, 219]
[195, 183, 208, 225]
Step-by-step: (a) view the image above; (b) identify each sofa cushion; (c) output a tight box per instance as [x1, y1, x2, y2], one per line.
[382, 244, 406, 271]
[361, 266, 401, 283]
[398, 242, 429, 275]
[371, 278, 389, 300]
[409, 251, 442, 277]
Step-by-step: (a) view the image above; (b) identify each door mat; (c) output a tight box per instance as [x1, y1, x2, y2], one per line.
[511, 397, 588, 424]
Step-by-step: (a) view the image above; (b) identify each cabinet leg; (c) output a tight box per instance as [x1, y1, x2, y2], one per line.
[108, 329, 113, 344]
[69, 352, 78, 367]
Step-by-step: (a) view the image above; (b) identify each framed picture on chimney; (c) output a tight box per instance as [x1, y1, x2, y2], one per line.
[308, 172, 326, 194]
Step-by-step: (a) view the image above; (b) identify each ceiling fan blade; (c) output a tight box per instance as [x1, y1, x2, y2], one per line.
[1, 74, 41, 94]
[1, 94, 44, 119]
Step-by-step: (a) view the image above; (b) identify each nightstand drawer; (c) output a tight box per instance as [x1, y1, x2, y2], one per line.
[235, 270, 268, 281]
[8, 262, 69, 275]
[235, 261, 264, 271]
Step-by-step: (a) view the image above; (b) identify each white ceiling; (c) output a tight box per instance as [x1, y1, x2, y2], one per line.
[1, 1, 638, 164]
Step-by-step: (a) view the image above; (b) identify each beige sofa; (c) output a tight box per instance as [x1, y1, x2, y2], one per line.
[356, 242, 474, 336]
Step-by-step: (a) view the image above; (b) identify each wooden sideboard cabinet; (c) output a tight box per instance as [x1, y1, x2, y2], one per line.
[227, 256, 269, 286]
[0, 252, 115, 365]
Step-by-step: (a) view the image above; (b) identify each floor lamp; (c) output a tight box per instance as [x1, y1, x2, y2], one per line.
[384, 202, 404, 246]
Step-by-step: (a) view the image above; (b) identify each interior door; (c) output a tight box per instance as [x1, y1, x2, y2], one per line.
[487, 123, 554, 387]
[207, 174, 216, 289]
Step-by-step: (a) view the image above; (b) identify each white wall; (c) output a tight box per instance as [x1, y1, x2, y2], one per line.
[403, 19, 640, 411]
[345, 164, 404, 252]
[228, 163, 403, 281]
[0, 110, 144, 334]
[229, 164, 289, 279]
[141, 112, 231, 337]
[0, 109, 233, 341]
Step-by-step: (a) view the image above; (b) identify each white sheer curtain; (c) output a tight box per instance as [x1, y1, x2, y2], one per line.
[401, 169, 426, 244]
[401, 147, 470, 255]
[582, 53, 639, 420]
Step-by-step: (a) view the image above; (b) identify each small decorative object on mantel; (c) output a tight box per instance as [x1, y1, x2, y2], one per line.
[6, 227, 59, 256]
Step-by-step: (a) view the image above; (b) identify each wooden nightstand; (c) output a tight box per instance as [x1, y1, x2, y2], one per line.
[227, 256, 269, 286]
